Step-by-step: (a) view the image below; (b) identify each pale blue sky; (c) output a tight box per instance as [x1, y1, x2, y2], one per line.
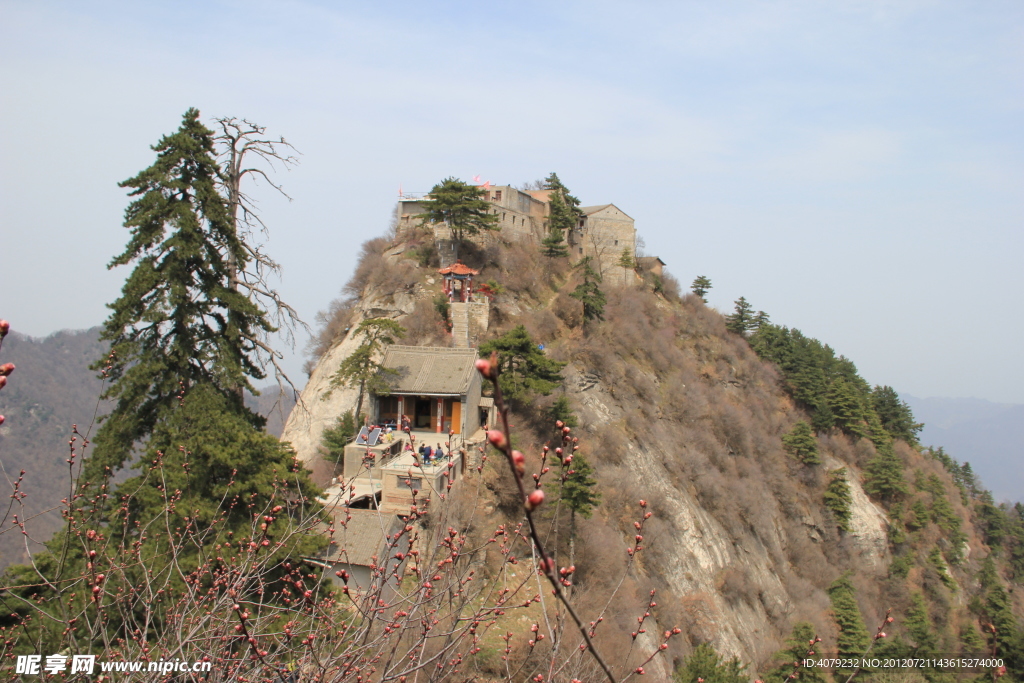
[1, 1, 1021, 403]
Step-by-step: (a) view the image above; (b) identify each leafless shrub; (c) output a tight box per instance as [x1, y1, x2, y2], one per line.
[717, 566, 759, 606]
[551, 292, 583, 328]
[400, 297, 452, 347]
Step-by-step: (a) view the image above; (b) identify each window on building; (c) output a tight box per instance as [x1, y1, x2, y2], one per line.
[579, 247, 584, 254]
[494, 190, 502, 201]
[398, 476, 422, 490]
[614, 240, 619, 246]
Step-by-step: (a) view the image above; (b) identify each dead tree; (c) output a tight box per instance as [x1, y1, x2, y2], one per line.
[214, 117, 307, 401]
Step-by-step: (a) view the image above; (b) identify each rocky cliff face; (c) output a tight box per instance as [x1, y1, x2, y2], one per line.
[281, 281, 421, 469]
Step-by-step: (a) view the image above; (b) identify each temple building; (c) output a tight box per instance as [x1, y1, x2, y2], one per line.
[371, 346, 483, 435]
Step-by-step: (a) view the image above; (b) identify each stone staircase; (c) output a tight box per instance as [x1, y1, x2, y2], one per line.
[436, 239, 457, 268]
[449, 301, 490, 348]
[450, 302, 471, 348]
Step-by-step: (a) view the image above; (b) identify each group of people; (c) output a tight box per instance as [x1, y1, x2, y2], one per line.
[416, 442, 446, 464]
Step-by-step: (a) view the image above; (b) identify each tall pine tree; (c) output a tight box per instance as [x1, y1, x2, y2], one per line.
[89, 108, 274, 478]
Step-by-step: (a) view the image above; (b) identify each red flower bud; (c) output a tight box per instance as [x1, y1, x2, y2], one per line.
[487, 430, 507, 449]
[639, 499, 647, 508]
[0, 415, 5, 426]
[0, 320, 8, 337]
[0, 377, 6, 390]
[526, 489, 545, 510]
[511, 450, 525, 474]
[474, 358, 493, 378]
[0, 363, 14, 377]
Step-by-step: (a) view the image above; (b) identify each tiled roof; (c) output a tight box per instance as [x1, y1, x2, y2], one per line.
[322, 508, 403, 567]
[379, 346, 477, 396]
[580, 203, 633, 219]
[438, 261, 479, 276]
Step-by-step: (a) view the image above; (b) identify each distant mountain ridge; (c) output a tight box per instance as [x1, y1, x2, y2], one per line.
[905, 394, 1023, 503]
[0, 326, 296, 573]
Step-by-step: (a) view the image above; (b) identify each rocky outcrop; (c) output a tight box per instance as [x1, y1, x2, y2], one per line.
[280, 286, 419, 466]
[823, 454, 891, 574]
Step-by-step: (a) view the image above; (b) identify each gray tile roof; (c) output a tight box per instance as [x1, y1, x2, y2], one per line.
[379, 345, 477, 396]
[580, 203, 633, 219]
[322, 508, 403, 567]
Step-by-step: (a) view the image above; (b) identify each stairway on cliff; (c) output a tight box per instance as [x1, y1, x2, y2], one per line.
[449, 301, 489, 348]
[450, 302, 470, 348]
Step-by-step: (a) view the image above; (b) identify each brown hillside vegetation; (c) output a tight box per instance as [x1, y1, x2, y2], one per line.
[306, 228, 1023, 678]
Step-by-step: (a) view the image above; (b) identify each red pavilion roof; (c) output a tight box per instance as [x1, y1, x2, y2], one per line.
[438, 260, 479, 276]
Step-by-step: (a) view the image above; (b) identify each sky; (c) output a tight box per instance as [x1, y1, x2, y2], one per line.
[1, 0, 1022, 403]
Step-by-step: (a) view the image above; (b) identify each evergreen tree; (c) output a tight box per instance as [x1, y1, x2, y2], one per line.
[690, 275, 712, 302]
[753, 310, 771, 330]
[417, 177, 499, 252]
[541, 227, 569, 258]
[827, 573, 870, 675]
[544, 172, 584, 233]
[562, 451, 600, 571]
[904, 593, 938, 655]
[907, 498, 930, 531]
[824, 468, 853, 532]
[321, 410, 357, 463]
[871, 385, 923, 445]
[725, 297, 754, 334]
[781, 421, 820, 465]
[674, 643, 747, 683]
[617, 247, 635, 284]
[762, 622, 827, 683]
[976, 561, 1024, 675]
[864, 442, 908, 502]
[88, 108, 274, 477]
[570, 257, 606, 322]
[478, 325, 565, 402]
[547, 395, 578, 429]
[327, 318, 406, 421]
[825, 377, 869, 440]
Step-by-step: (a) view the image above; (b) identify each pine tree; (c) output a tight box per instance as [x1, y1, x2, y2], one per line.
[904, 593, 937, 654]
[321, 410, 357, 463]
[570, 257, 606, 322]
[827, 573, 870, 675]
[327, 318, 406, 421]
[547, 395, 578, 429]
[825, 377, 869, 439]
[87, 109, 274, 478]
[871, 385, 923, 444]
[417, 177, 499, 253]
[907, 498, 930, 531]
[781, 421, 820, 465]
[541, 227, 569, 258]
[753, 310, 771, 330]
[690, 275, 712, 302]
[864, 442, 908, 502]
[674, 643, 747, 683]
[544, 172, 584, 233]
[562, 451, 600, 571]
[725, 297, 755, 334]
[617, 247, 635, 284]
[762, 622, 827, 683]
[478, 325, 565, 402]
[824, 468, 853, 532]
